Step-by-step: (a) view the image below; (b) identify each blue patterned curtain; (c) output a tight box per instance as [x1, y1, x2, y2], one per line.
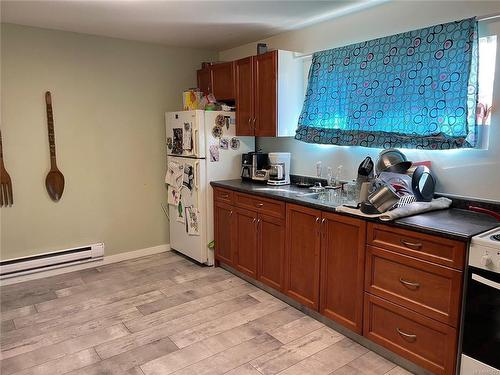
[295, 18, 479, 150]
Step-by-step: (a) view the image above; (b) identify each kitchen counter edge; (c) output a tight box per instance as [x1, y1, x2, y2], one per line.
[211, 179, 499, 242]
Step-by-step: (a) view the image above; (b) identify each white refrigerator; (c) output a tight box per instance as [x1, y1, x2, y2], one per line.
[165, 110, 254, 265]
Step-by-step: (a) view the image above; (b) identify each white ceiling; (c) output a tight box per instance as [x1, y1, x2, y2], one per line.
[1, 0, 386, 50]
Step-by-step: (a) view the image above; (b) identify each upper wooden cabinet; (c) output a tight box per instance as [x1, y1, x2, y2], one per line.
[197, 66, 212, 96]
[197, 62, 235, 101]
[211, 62, 235, 101]
[235, 56, 255, 136]
[235, 50, 303, 137]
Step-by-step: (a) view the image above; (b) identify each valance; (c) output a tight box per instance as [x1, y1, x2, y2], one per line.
[295, 18, 478, 150]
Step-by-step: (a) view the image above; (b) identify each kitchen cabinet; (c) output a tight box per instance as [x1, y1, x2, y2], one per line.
[364, 294, 457, 375]
[320, 213, 366, 333]
[212, 185, 466, 375]
[235, 56, 255, 136]
[197, 66, 212, 96]
[254, 51, 277, 136]
[234, 207, 258, 278]
[235, 50, 303, 137]
[258, 213, 285, 291]
[213, 189, 286, 291]
[364, 223, 464, 375]
[365, 245, 463, 327]
[211, 62, 235, 101]
[285, 204, 321, 310]
[214, 201, 235, 266]
[197, 62, 235, 100]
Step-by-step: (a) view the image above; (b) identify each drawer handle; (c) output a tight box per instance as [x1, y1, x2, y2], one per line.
[229, 210, 233, 216]
[255, 203, 264, 208]
[221, 194, 229, 199]
[399, 277, 420, 289]
[400, 239, 423, 250]
[396, 328, 417, 342]
[252, 218, 256, 223]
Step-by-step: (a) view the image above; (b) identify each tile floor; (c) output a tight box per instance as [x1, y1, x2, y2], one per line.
[0, 252, 414, 374]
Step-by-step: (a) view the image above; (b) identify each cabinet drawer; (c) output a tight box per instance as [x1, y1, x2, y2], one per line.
[235, 192, 285, 218]
[365, 246, 462, 327]
[364, 294, 457, 375]
[213, 188, 234, 204]
[367, 223, 465, 270]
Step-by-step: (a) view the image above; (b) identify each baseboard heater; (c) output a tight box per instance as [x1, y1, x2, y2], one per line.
[0, 243, 105, 279]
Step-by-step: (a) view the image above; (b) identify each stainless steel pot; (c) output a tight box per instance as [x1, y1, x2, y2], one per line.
[368, 184, 400, 213]
[375, 149, 412, 174]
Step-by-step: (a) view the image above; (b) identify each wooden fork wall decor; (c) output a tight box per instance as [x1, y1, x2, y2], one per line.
[0, 129, 14, 206]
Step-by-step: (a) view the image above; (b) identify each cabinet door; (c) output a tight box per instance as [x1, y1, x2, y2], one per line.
[320, 213, 366, 333]
[235, 56, 255, 136]
[258, 213, 285, 291]
[214, 201, 234, 266]
[254, 51, 277, 137]
[234, 208, 258, 278]
[285, 204, 321, 310]
[212, 62, 235, 101]
[197, 67, 212, 96]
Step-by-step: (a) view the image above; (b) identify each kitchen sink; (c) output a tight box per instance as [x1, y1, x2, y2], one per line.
[295, 192, 321, 198]
[254, 187, 293, 193]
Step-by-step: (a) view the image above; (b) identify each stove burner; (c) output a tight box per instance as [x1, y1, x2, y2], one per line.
[490, 234, 500, 242]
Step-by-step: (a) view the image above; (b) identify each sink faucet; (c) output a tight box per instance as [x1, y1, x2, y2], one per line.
[310, 182, 325, 192]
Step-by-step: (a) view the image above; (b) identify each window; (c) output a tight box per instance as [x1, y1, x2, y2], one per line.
[295, 18, 480, 150]
[477, 35, 497, 126]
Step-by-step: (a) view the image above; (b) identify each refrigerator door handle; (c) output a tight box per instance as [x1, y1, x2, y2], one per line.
[194, 161, 200, 190]
[194, 128, 199, 157]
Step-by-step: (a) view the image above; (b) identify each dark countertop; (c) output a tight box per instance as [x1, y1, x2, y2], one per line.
[211, 179, 499, 241]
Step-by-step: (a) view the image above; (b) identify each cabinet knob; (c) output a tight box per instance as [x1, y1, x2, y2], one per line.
[256, 203, 264, 208]
[396, 328, 417, 342]
[315, 217, 320, 223]
[400, 239, 423, 250]
[229, 210, 233, 216]
[252, 218, 256, 223]
[221, 194, 229, 199]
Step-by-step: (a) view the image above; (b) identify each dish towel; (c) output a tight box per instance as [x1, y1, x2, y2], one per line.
[335, 197, 452, 221]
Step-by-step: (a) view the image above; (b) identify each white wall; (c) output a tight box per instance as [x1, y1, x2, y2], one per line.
[1, 24, 217, 260]
[220, 1, 500, 201]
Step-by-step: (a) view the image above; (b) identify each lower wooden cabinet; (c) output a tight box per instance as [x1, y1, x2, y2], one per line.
[284, 204, 321, 310]
[234, 207, 258, 278]
[364, 293, 457, 375]
[213, 188, 465, 375]
[320, 213, 366, 333]
[214, 201, 235, 266]
[258, 213, 285, 290]
[214, 190, 285, 291]
[365, 245, 463, 327]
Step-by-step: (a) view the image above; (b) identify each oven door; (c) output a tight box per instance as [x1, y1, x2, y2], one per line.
[462, 266, 500, 370]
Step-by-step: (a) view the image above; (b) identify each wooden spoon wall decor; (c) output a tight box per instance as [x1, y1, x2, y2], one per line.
[45, 91, 65, 201]
[0, 129, 14, 206]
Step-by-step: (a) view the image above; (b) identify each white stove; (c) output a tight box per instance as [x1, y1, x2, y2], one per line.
[461, 226, 500, 375]
[468, 226, 500, 273]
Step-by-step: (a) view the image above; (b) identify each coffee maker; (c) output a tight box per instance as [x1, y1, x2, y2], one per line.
[241, 152, 269, 182]
[268, 152, 290, 185]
